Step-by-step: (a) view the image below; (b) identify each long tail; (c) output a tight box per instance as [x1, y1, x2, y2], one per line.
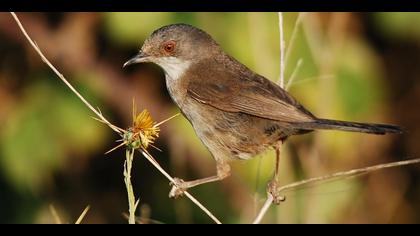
[297, 118, 403, 135]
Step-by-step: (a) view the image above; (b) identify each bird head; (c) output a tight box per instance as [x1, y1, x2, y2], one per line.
[124, 23, 220, 80]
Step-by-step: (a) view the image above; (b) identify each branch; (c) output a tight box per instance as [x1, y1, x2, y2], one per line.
[11, 12, 221, 224]
[276, 158, 420, 195]
[253, 158, 420, 223]
[252, 194, 273, 224]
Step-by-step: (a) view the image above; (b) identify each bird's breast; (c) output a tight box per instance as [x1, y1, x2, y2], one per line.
[165, 75, 186, 107]
[176, 98, 281, 161]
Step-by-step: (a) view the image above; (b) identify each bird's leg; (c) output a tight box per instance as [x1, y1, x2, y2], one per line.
[169, 161, 231, 199]
[267, 140, 286, 204]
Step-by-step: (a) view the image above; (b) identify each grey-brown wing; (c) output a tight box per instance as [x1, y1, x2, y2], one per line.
[186, 65, 315, 123]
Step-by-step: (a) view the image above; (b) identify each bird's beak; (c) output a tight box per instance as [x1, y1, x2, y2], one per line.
[123, 50, 150, 68]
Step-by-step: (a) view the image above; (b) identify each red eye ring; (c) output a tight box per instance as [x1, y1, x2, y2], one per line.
[163, 41, 176, 53]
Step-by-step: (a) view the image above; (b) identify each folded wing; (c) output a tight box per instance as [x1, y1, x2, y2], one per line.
[186, 60, 315, 123]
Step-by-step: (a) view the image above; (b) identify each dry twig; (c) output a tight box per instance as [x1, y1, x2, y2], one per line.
[276, 158, 420, 195]
[252, 194, 273, 224]
[10, 12, 221, 224]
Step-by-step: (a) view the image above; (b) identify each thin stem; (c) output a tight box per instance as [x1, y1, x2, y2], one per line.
[276, 158, 420, 195]
[284, 13, 304, 69]
[252, 158, 420, 223]
[277, 12, 285, 88]
[252, 194, 273, 224]
[10, 12, 122, 135]
[124, 148, 137, 224]
[286, 59, 303, 90]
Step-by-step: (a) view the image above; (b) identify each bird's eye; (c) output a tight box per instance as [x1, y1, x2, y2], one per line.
[163, 41, 176, 53]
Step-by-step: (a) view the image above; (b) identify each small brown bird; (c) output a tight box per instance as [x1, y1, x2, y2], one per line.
[124, 23, 402, 202]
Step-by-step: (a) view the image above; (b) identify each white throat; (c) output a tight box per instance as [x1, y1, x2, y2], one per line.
[154, 57, 191, 81]
[153, 56, 191, 107]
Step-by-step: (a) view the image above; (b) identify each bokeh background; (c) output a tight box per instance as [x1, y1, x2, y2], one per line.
[0, 12, 419, 224]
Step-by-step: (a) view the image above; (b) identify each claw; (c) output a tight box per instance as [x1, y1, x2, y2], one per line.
[267, 180, 286, 205]
[169, 178, 186, 199]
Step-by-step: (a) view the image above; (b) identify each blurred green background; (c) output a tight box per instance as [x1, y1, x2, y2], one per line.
[0, 12, 419, 224]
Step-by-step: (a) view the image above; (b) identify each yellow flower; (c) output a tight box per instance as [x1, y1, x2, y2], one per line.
[129, 109, 160, 150]
[105, 99, 179, 154]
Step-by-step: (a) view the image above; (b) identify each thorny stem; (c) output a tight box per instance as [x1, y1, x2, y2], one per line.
[11, 12, 221, 224]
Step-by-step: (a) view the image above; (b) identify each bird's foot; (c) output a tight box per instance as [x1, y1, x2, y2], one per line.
[169, 178, 187, 199]
[267, 180, 286, 205]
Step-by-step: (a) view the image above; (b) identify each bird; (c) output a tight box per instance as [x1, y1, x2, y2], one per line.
[124, 23, 402, 202]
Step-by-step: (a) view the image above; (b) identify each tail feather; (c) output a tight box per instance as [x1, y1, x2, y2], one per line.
[297, 118, 403, 135]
